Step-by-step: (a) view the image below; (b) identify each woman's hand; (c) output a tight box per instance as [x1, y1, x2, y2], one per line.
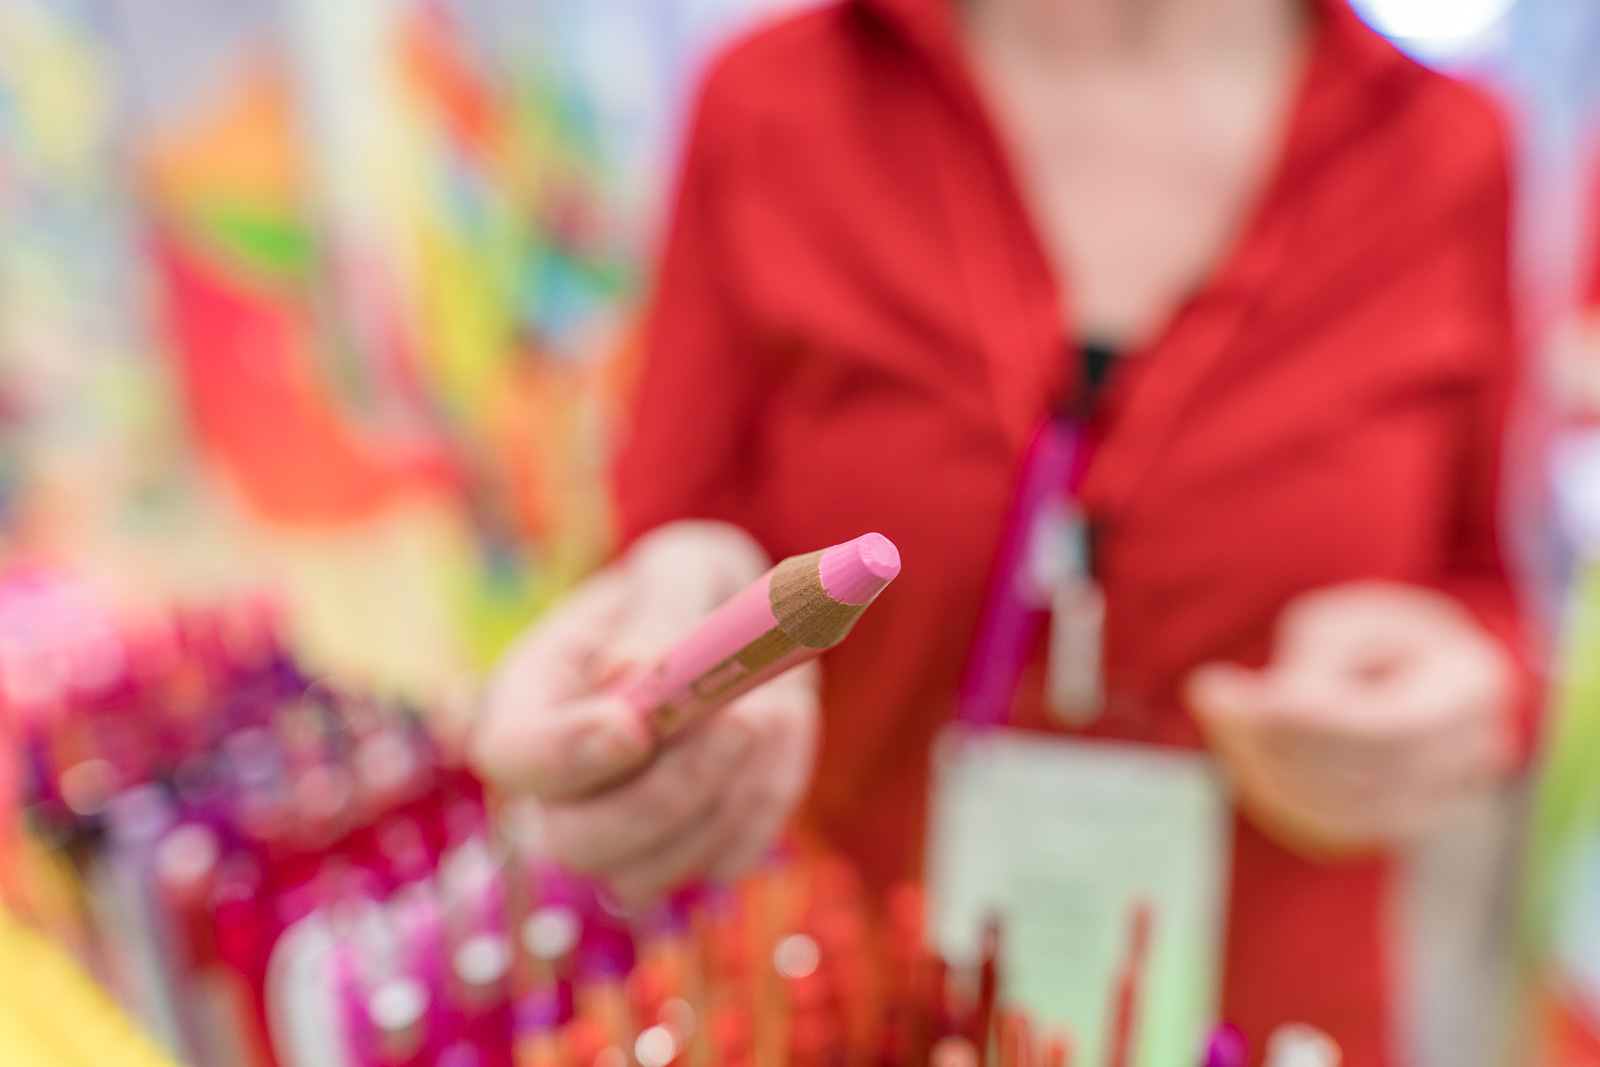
[1186, 581, 1517, 855]
[470, 521, 820, 904]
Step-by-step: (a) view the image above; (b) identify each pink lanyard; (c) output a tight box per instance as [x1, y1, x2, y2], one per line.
[955, 414, 1094, 727]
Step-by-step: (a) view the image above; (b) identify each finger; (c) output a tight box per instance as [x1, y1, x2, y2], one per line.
[605, 803, 738, 906]
[594, 527, 770, 685]
[1258, 695, 1503, 844]
[1191, 663, 1373, 841]
[1384, 737, 1509, 841]
[471, 690, 652, 799]
[488, 569, 632, 708]
[1361, 690, 1509, 804]
[593, 665, 819, 900]
[1199, 657, 1411, 840]
[1238, 642, 1456, 742]
[1246, 685, 1510, 847]
[1260, 641, 1507, 752]
[543, 716, 754, 873]
[1216, 607, 1515, 850]
[470, 574, 655, 797]
[1256, 727, 1390, 795]
[1275, 582, 1454, 667]
[1209, 727, 1338, 847]
[1238, 760, 1380, 854]
[608, 677, 818, 900]
[704, 733, 813, 881]
[1185, 662, 1272, 723]
[596, 569, 724, 687]
[1265, 749, 1388, 840]
[1270, 584, 1510, 729]
[1200, 700, 1380, 854]
[706, 672, 820, 880]
[1248, 693, 1459, 835]
[1271, 589, 1464, 733]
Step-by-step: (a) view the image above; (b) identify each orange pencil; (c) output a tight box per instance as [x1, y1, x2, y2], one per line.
[1043, 1028, 1072, 1067]
[1105, 903, 1152, 1067]
[933, 1035, 981, 1067]
[1000, 1010, 1034, 1067]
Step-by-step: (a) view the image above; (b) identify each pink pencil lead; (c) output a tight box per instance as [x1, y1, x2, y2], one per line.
[818, 533, 901, 605]
[619, 532, 902, 742]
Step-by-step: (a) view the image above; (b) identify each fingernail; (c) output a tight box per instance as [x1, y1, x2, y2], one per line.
[593, 653, 646, 691]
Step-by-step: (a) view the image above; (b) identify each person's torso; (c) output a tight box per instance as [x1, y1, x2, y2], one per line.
[643, 5, 1515, 1061]
[701, 0, 1509, 752]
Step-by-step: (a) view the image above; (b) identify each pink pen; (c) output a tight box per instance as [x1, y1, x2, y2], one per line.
[618, 533, 901, 741]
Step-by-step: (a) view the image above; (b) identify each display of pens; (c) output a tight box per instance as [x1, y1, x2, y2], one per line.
[0, 579, 1326, 1067]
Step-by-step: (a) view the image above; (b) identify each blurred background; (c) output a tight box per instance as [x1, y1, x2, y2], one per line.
[0, 0, 1592, 703]
[4, 0, 1600, 1065]
[0, 0, 806, 697]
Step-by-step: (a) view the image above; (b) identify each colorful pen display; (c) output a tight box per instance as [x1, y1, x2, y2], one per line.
[0, 567, 1319, 1067]
[619, 533, 900, 741]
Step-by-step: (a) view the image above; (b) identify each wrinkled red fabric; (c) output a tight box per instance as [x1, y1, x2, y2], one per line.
[615, 2, 1534, 1063]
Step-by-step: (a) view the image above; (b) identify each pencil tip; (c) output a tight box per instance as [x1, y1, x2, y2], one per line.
[819, 533, 901, 605]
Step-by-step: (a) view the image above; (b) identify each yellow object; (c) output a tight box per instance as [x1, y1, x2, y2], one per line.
[0, 903, 178, 1067]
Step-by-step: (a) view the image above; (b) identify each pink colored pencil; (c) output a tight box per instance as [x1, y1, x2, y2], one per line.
[618, 533, 901, 741]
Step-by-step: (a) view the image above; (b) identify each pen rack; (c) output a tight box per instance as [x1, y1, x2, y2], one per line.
[0, 566, 1294, 1067]
[0, 580, 1045, 1067]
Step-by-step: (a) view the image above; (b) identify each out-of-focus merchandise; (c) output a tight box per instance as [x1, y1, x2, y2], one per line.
[0, 900, 179, 1067]
[0, 570, 1308, 1067]
[0, 0, 815, 705]
[106, 0, 829, 670]
[1521, 560, 1600, 1067]
[1516, 132, 1600, 1067]
[111, 0, 621, 668]
[0, 0, 196, 566]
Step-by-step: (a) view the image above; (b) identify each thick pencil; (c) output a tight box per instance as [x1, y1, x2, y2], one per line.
[619, 534, 900, 741]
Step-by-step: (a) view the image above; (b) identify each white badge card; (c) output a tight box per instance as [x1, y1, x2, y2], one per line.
[927, 728, 1232, 1067]
[1021, 493, 1105, 726]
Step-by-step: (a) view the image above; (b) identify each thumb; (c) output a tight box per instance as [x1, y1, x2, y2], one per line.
[593, 534, 762, 686]
[1186, 662, 1272, 726]
[592, 567, 720, 689]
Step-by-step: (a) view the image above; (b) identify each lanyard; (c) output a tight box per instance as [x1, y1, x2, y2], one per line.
[955, 414, 1101, 727]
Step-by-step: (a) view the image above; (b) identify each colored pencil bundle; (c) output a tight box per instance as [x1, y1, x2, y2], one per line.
[0, 577, 1309, 1067]
[0, 587, 1037, 1067]
[3, 587, 485, 1066]
[0, 579, 911, 1067]
[317, 831, 1009, 1067]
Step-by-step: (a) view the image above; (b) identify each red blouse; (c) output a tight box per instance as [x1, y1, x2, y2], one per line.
[615, 1, 1533, 1062]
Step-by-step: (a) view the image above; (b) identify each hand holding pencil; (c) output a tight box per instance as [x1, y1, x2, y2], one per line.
[472, 520, 899, 904]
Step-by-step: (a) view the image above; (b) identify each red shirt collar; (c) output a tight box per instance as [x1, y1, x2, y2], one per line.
[843, 0, 1434, 458]
[851, 0, 1410, 96]
[849, 0, 1427, 200]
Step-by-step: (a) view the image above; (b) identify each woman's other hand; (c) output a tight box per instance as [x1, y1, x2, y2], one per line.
[470, 520, 821, 904]
[1186, 581, 1516, 855]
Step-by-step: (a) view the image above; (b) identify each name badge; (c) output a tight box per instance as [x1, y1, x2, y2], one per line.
[927, 728, 1232, 1067]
